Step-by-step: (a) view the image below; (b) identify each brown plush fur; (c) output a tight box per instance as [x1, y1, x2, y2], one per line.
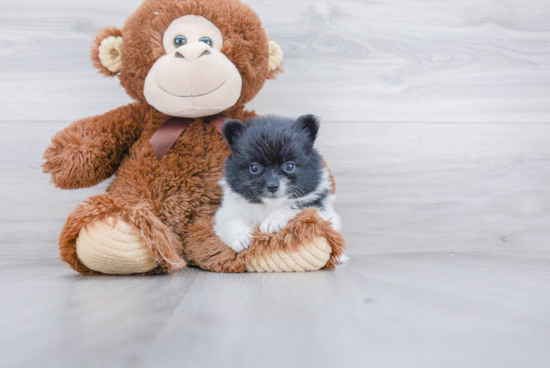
[43, 0, 346, 275]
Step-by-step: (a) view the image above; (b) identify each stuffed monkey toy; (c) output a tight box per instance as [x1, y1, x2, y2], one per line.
[43, 0, 345, 275]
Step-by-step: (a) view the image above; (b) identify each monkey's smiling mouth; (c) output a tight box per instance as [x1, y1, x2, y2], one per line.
[159, 81, 226, 98]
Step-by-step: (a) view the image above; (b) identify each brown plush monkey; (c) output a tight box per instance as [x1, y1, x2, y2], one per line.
[43, 0, 345, 275]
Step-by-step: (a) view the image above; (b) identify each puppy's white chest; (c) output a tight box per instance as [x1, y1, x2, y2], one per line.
[243, 202, 291, 224]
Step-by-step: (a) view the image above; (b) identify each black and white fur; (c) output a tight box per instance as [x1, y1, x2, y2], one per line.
[214, 115, 342, 254]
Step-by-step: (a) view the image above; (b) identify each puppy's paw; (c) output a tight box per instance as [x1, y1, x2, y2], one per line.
[259, 216, 290, 234]
[226, 230, 253, 253]
[338, 254, 350, 264]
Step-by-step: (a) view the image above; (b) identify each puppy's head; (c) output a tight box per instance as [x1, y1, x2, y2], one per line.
[222, 115, 323, 204]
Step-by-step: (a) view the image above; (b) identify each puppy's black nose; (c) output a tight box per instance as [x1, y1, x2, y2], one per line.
[267, 181, 279, 193]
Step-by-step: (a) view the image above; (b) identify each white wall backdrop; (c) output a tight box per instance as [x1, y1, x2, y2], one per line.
[1, 0, 550, 259]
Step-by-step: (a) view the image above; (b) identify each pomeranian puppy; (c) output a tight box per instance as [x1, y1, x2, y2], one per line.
[214, 114, 342, 253]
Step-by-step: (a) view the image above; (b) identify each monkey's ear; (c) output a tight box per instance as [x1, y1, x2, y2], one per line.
[222, 120, 246, 149]
[267, 40, 284, 80]
[91, 27, 123, 77]
[296, 115, 320, 143]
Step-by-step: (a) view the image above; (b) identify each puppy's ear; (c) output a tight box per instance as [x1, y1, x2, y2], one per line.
[296, 115, 320, 143]
[222, 120, 246, 148]
[91, 27, 123, 77]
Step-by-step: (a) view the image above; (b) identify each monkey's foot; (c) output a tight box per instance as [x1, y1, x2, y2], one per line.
[245, 236, 332, 272]
[61, 194, 185, 275]
[183, 208, 344, 273]
[76, 217, 157, 275]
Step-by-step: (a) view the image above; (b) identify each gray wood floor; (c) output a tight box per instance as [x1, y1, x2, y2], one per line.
[1, 0, 550, 367]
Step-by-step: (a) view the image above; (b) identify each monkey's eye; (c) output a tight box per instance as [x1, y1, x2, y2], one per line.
[199, 37, 212, 46]
[174, 35, 187, 47]
[249, 163, 262, 174]
[283, 162, 296, 173]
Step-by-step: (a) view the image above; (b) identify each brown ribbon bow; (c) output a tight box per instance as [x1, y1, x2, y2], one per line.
[150, 114, 231, 161]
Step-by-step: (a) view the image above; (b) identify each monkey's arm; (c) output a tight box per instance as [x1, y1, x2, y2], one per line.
[43, 103, 144, 189]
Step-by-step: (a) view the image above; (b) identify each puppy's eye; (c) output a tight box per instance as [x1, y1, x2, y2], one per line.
[250, 163, 262, 174]
[284, 162, 296, 173]
[199, 37, 212, 46]
[174, 35, 187, 47]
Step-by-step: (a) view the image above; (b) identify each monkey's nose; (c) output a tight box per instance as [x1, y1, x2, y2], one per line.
[267, 181, 279, 193]
[175, 44, 212, 61]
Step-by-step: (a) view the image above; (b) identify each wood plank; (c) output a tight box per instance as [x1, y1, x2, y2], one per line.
[2, 121, 550, 257]
[1, 0, 550, 123]
[0, 254, 549, 367]
[322, 121, 550, 254]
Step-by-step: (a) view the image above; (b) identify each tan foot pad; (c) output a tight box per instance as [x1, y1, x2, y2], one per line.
[245, 237, 332, 272]
[76, 217, 157, 275]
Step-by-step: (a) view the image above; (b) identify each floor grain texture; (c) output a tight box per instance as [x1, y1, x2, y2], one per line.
[1, 254, 549, 368]
[1, 0, 549, 367]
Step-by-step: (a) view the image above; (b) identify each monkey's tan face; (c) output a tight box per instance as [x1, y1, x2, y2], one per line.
[144, 15, 243, 118]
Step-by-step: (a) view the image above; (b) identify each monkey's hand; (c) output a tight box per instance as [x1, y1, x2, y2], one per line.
[43, 104, 143, 189]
